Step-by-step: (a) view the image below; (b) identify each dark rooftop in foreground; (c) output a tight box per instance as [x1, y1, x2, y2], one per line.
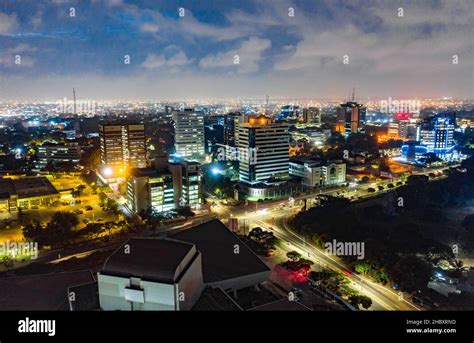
[192, 287, 243, 311]
[249, 298, 311, 311]
[102, 237, 196, 283]
[170, 219, 270, 283]
[0, 271, 95, 310]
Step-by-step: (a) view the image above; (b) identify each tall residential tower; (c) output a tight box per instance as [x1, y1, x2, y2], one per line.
[172, 109, 205, 162]
[237, 115, 289, 185]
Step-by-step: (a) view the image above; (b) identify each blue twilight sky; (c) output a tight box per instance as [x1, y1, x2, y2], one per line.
[0, 0, 472, 100]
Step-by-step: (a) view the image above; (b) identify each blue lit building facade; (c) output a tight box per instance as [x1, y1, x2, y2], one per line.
[278, 105, 300, 121]
[420, 113, 456, 158]
[402, 113, 457, 162]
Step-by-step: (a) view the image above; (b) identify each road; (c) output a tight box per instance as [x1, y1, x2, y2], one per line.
[211, 171, 446, 311]
[228, 203, 420, 311]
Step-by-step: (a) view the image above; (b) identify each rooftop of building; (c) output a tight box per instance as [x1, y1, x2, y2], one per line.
[129, 167, 171, 178]
[170, 219, 270, 284]
[169, 159, 201, 167]
[0, 271, 95, 310]
[289, 158, 345, 167]
[192, 287, 243, 311]
[98, 121, 145, 129]
[241, 114, 286, 127]
[102, 237, 197, 284]
[339, 101, 364, 107]
[249, 298, 311, 311]
[39, 141, 80, 147]
[0, 176, 59, 199]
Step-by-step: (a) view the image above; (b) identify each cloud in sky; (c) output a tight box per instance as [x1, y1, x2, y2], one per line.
[199, 37, 271, 74]
[140, 22, 159, 33]
[142, 50, 192, 70]
[0, 12, 18, 33]
[0, 0, 472, 100]
[0, 44, 36, 67]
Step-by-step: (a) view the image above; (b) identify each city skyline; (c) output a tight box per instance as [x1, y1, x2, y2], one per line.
[0, 1, 474, 336]
[0, 0, 473, 101]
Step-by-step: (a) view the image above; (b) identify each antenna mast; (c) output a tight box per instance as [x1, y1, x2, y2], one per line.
[73, 88, 77, 115]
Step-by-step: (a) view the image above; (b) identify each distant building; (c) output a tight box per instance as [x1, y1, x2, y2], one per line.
[169, 160, 202, 208]
[205, 124, 224, 155]
[278, 105, 300, 121]
[302, 107, 321, 125]
[0, 177, 60, 212]
[398, 120, 420, 140]
[289, 159, 346, 187]
[290, 127, 331, 146]
[237, 115, 289, 185]
[401, 141, 428, 161]
[387, 122, 399, 140]
[223, 112, 242, 147]
[127, 159, 202, 213]
[172, 109, 205, 162]
[336, 96, 366, 136]
[126, 168, 175, 214]
[223, 112, 255, 148]
[98, 123, 146, 182]
[419, 113, 456, 159]
[35, 142, 82, 170]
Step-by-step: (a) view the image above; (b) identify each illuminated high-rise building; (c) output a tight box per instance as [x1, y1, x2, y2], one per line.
[172, 109, 205, 161]
[99, 123, 146, 181]
[169, 160, 202, 208]
[278, 105, 300, 121]
[302, 107, 321, 125]
[127, 168, 175, 214]
[237, 115, 289, 185]
[419, 113, 456, 158]
[336, 90, 366, 136]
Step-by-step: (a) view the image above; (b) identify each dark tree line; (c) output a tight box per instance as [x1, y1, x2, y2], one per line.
[291, 156, 474, 292]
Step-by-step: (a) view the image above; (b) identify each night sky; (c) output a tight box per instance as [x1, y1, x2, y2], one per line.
[0, 0, 472, 100]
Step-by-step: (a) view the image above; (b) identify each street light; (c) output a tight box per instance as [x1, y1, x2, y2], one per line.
[102, 167, 113, 177]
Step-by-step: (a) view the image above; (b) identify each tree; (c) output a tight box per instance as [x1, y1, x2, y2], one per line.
[1, 255, 14, 269]
[22, 220, 43, 241]
[41, 211, 79, 247]
[98, 192, 107, 206]
[406, 174, 429, 186]
[462, 214, 474, 232]
[249, 227, 263, 240]
[286, 250, 302, 262]
[106, 198, 119, 214]
[299, 258, 314, 265]
[349, 295, 372, 310]
[176, 207, 195, 220]
[81, 222, 105, 239]
[355, 261, 371, 276]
